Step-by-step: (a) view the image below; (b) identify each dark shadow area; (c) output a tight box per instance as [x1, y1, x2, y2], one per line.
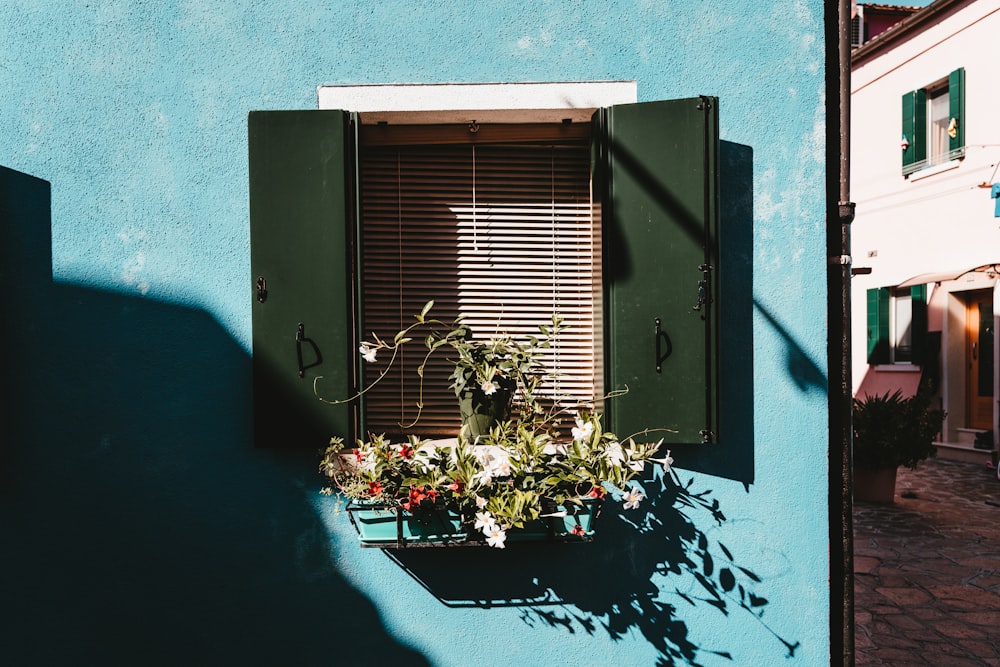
[1, 166, 429, 665]
[672, 141, 755, 484]
[388, 468, 800, 666]
[753, 299, 828, 394]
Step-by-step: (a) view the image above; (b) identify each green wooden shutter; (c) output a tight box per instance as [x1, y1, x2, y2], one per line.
[901, 89, 927, 174]
[248, 110, 355, 448]
[598, 97, 719, 445]
[866, 287, 889, 364]
[948, 67, 965, 157]
[910, 283, 928, 365]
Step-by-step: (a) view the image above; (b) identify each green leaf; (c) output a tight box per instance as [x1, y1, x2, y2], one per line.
[418, 300, 434, 321]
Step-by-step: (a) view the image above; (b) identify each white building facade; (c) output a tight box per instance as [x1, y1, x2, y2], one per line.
[851, 0, 1000, 460]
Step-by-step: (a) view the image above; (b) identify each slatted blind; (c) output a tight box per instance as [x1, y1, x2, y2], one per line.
[359, 133, 599, 437]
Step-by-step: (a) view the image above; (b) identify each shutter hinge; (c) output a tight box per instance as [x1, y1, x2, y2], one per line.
[693, 263, 714, 315]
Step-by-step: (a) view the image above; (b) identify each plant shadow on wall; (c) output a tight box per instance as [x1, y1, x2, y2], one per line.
[386, 467, 801, 666]
[316, 308, 797, 664]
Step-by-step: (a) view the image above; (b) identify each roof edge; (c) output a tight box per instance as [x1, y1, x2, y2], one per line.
[852, 0, 970, 66]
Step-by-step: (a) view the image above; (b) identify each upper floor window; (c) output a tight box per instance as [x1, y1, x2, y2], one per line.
[901, 68, 965, 176]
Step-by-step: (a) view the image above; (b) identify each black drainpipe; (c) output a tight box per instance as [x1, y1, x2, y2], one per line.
[828, 0, 855, 665]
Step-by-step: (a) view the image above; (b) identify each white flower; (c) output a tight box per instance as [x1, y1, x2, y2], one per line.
[572, 417, 594, 442]
[475, 495, 488, 509]
[622, 487, 645, 510]
[481, 380, 497, 395]
[474, 511, 496, 531]
[604, 441, 625, 466]
[654, 450, 674, 473]
[359, 344, 377, 363]
[484, 524, 507, 549]
[627, 458, 645, 472]
[489, 457, 512, 478]
[476, 446, 512, 479]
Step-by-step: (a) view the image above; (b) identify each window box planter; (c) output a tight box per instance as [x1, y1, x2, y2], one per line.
[347, 498, 602, 549]
[317, 303, 666, 549]
[347, 501, 467, 548]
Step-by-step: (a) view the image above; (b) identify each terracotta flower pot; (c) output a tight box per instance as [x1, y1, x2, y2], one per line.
[853, 466, 897, 503]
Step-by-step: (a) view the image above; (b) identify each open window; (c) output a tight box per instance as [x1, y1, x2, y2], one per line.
[248, 96, 720, 449]
[866, 284, 927, 365]
[902, 68, 965, 175]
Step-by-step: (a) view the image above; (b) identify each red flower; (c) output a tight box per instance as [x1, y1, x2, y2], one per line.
[587, 486, 607, 499]
[408, 486, 426, 501]
[368, 481, 383, 496]
[398, 444, 414, 459]
[402, 485, 440, 513]
[447, 478, 465, 493]
[571, 524, 586, 536]
[354, 449, 364, 463]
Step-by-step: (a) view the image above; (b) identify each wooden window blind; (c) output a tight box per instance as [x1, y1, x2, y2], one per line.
[359, 132, 599, 438]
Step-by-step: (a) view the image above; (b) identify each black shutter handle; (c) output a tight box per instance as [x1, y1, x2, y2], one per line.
[655, 318, 672, 374]
[296, 323, 307, 377]
[294, 323, 324, 378]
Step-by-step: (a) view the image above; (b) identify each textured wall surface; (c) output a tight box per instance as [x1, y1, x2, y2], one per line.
[1, 1, 830, 665]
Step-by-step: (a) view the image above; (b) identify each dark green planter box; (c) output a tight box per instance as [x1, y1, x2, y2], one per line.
[346, 498, 602, 548]
[347, 502, 467, 548]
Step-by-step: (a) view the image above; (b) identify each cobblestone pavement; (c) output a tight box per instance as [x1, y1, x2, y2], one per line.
[854, 456, 1000, 665]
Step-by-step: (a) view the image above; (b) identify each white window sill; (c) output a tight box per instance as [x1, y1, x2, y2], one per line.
[908, 159, 961, 181]
[872, 363, 921, 372]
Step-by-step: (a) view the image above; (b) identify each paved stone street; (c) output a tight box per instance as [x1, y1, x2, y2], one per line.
[854, 456, 1000, 665]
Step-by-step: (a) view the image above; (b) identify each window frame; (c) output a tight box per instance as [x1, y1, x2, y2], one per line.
[356, 128, 600, 438]
[867, 284, 927, 366]
[248, 92, 721, 449]
[902, 67, 965, 176]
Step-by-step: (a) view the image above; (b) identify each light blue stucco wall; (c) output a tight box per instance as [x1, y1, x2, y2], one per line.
[1, 2, 831, 665]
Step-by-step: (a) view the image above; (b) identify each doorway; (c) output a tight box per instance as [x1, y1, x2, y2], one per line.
[965, 290, 994, 430]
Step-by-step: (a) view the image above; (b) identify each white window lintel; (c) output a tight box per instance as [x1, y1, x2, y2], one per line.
[317, 81, 638, 125]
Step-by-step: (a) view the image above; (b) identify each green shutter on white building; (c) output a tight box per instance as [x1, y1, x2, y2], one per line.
[901, 89, 927, 174]
[948, 67, 965, 157]
[866, 287, 890, 365]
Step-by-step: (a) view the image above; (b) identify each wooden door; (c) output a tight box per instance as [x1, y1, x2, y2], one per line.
[966, 291, 994, 430]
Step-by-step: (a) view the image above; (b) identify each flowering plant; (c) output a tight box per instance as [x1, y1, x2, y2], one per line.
[319, 302, 673, 547]
[346, 301, 563, 432]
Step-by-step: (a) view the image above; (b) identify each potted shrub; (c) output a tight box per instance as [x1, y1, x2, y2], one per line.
[318, 302, 674, 548]
[852, 385, 945, 502]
